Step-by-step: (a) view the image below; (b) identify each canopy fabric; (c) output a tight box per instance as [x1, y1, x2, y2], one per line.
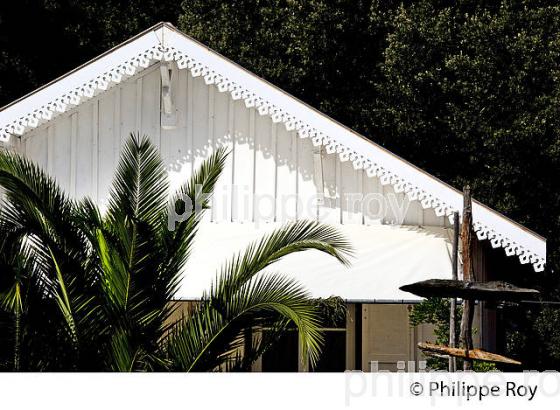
[177, 222, 453, 302]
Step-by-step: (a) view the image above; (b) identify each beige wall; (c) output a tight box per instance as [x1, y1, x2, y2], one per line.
[170, 301, 438, 372]
[346, 303, 436, 372]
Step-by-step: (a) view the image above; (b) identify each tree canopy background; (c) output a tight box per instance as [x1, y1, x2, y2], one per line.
[1, 0, 559, 369]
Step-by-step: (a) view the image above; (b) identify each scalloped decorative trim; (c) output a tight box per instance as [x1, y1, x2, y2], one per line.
[0, 41, 546, 273]
[0, 44, 164, 141]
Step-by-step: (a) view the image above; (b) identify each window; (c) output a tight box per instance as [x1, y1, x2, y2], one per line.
[258, 301, 348, 372]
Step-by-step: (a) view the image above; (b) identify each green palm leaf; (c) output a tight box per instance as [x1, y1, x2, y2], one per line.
[167, 273, 323, 372]
[166, 220, 352, 372]
[106, 133, 169, 225]
[161, 146, 228, 283]
[0, 133, 352, 372]
[213, 220, 352, 305]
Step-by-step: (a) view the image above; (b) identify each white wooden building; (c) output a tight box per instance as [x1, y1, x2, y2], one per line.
[0, 23, 546, 371]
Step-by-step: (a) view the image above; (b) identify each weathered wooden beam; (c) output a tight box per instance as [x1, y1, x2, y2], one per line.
[461, 187, 474, 282]
[418, 342, 521, 366]
[449, 211, 459, 372]
[399, 279, 540, 301]
[460, 186, 475, 370]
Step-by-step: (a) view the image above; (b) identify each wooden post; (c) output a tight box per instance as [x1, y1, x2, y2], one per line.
[449, 211, 459, 372]
[460, 186, 475, 370]
[355, 303, 362, 370]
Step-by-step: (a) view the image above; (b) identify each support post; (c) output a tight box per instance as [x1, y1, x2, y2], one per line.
[460, 186, 475, 370]
[449, 211, 459, 372]
[355, 303, 362, 370]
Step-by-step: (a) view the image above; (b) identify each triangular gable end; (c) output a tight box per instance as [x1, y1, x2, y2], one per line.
[0, 22, 546, 272]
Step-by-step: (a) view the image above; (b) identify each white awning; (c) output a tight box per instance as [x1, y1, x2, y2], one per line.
[177, 222, 453, 302]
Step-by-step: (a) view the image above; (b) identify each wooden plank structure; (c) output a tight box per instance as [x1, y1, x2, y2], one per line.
[460, 186, 476, 370]
[400, 186, 538, 369]
[418, 343, 522, 366]
[400, 277, 537, 367]
[399, 279, 539, 301]
[449, 211, 459, 372]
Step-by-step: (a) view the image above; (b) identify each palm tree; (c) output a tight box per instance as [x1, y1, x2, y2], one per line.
[0, 133, 351, 371]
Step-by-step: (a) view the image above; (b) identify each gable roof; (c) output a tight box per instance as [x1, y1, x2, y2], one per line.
[0, 22, 546, 272]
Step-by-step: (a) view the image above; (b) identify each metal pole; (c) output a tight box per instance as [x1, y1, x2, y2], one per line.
[449, 211, 459, 372]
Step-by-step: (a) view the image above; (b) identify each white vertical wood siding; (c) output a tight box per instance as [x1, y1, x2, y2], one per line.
[17, 63, 447, 228]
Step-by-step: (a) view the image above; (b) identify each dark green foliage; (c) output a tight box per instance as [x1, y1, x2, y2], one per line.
[409, 298, 458, 370]
[409, 298, 496, 371]
[376, 1, 560, 265]
[409, 298, 457, 345]
[504, 301, 560, 370]
[535, 307, 560, 360]
[178, 0, 400, 135]
[314, 297, 348, 328]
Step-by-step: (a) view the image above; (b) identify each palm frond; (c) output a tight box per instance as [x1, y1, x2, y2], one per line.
[225, 318, 291, 372]
[213, 220, 352, 306]
[0, 221, 32, 371]
[167, 273, 323, 372]
[0, 148, 93, 321]
[49, 248, 79, 347]
[0, 132, 351, 373]
[156, 147, 228, 323]
[109, 330, 142, 372]
[166, 220, 351, 371]
[0, 149, 85, 257]
[161, 147, 228, 279]
[95, 229, 131, 311]
[106, 133, 169, 225]
[169, 146, 228, 219]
